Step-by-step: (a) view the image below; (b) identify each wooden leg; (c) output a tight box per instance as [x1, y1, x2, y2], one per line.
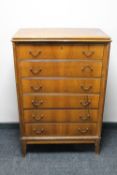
[21, 141, 27, 157]
[95, 140, 100, 154]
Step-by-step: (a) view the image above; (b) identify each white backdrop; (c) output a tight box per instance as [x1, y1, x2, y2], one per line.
[0, 0, 116, 122]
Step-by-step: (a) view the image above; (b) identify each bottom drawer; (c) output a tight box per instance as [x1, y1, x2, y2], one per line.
[25, 123, 97, 136]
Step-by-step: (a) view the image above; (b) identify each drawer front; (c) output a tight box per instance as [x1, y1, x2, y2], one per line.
[22, 79, 101, 94]
[19, 61, 102, 78]
[23, 95, 99, 109]
[16, 44, 104, 60]
[25, 123, 97, 136]
[23, 109, 99, 123]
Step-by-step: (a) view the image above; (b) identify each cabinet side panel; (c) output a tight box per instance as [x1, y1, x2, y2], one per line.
[13, 42, 25, 137]
[97, 43, 111, 137]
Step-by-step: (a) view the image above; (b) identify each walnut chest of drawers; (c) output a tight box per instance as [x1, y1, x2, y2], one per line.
[12, 28, 111, 156]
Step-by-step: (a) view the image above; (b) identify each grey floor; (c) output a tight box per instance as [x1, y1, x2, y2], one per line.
[0, 128, 117, 175]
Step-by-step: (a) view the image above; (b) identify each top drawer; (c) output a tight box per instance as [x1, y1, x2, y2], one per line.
[15, 44, 104, 60]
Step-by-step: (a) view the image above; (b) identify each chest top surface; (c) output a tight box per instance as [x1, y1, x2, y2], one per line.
[12, 28, 111, 42]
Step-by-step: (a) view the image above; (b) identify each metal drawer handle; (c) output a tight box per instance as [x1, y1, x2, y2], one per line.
[33, 128, 45, 135]
[78, 128, 89, 134]
[80, 114, 90, 121]
[80, 101, 91, 107]
[81, 85, 92, 92]
[32, 114, 44, 121]
[29, 51, 42, 58]
[32, 100, 43, 108]
[31, 86, 42, 92]
[30, 68, 42, 75]
[82, 50, 94, 57]
[81, 65, 93, 72]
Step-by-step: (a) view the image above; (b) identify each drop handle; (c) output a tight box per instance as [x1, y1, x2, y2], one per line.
[80, 114, 91, 121]
[32, 114, 44, 121]
[78, 128, 89, 134]
[33, 128, 45, 135]
[80, 101, 91, 107]
[82, 50, 94, 57]
[81, 65, 93, 72]
[29, 50, 42, 58]
[31, 86, 42, 92]
[81, 85, 92, 92]
[32, 100, 43, 108]
[30, 68, 42, 75]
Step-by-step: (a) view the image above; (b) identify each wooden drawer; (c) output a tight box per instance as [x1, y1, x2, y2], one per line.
[23, 109, 99, 123]
[25, 123, 97, 136]
[22, 79, 100, 94]
[16, 44, 104, 60]
[19, 61, 102, 78]
[23, 95, 99, 109]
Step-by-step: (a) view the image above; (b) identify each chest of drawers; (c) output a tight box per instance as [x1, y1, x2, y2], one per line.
[12, 28, 111, 156]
